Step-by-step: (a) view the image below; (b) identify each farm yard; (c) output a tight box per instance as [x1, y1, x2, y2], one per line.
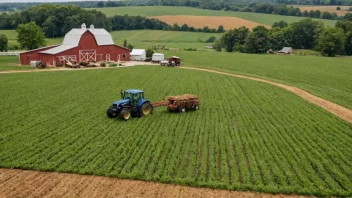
[90, 6, 337, 27]
[148, 16, 271, 30]
[0, 66, 351, 197]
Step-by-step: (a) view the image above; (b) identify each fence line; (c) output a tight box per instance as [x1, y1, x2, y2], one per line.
[0, 52, 24, 56]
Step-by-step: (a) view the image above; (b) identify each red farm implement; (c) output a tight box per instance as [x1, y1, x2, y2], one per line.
[152, 94, 200, 113]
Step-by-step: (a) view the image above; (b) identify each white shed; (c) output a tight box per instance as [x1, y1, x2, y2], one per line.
[130, 49, 146, 61]
[152, 53, 164, 63]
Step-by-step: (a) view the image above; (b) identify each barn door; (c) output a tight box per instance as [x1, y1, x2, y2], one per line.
[79, 50, 96, 62]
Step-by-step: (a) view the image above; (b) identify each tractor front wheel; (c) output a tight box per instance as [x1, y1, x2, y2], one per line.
[140, 102, 153, 116]
[194, 105, 199, 110]
[106, 106, 118, 118]
[120, 109, 131, 121]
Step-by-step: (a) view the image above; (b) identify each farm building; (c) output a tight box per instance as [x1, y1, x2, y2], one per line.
[152, 53, 164, 63]
[278, 47, 293, 55]
[19, 24, 131, 66]
[130, 49, 146, 61]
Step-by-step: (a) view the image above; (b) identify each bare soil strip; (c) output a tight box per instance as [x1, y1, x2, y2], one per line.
[1, 65, 351, 123]
[0, 168, 309, 198]
[149, 15, 271, 30]
[180, 67, 352, 123]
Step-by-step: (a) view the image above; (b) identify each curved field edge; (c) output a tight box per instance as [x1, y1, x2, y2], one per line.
[164, 51, 352, 110]
[0, 67, 351, 197]
[89, 6, 336, 26]
[0, 168, 309, 198]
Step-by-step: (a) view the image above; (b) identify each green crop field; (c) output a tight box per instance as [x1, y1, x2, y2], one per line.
[4, 30, 218, 51]
[0, 67, 351, 197]
[0, 56, 31, 71]
[89, 6, 336, 26]
[163, 51, 352, 110]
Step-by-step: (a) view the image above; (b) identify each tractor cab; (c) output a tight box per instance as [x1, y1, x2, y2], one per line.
[107, 89, 153, 120]
[121, 89, 144, 106]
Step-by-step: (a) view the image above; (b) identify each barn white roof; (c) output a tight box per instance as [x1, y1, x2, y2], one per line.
[130, 49, 146, 56]
[40, 24, 115, 55]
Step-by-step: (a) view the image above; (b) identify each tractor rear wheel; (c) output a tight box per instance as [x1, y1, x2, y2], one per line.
[140, 102, 153, 116]
[194, 105, 199, 110]
[120, 109, 131, 121]
[106, 106, 118, 118]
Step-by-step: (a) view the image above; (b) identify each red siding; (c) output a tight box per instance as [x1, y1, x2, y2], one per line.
[19, 46, 58, 65]
[20, 31, 131, 66]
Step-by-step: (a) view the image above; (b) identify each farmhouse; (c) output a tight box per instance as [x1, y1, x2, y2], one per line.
[130, 49, 146, 61]
[20, 24, 131, 66]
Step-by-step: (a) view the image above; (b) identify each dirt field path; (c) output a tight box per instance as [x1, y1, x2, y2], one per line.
[180, 67, 352, 123]
[0, 168, 309, 198]
[1, 66, 351, 123]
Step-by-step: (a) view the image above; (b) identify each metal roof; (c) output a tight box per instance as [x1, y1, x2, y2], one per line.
[39, 45, 76, 55]
[62, 28, 114, 46]
[279, 47, 292, 53]
[130, 49, 146, 56]
[125, 89, 144, 93]
[19, 45, 60, 54]
[152, 53, 164, 56]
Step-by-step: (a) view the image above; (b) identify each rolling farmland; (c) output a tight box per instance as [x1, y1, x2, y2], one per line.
[164, 51, 352, 110]
[294, 5, 352, 16]
[0, 67, 351, 197]
[149, 15, 271, 30]
[3, 29, 219, 51]
[89, 6, 337, 26]
[0, 56, 31, 71]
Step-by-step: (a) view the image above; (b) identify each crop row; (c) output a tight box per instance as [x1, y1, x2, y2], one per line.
[0, 67, 351, 197]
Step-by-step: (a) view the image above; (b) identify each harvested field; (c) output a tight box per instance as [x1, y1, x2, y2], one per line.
[295, 6, 352, 16]
[149, 15, 271, 30]
[0, 168, 309, 198]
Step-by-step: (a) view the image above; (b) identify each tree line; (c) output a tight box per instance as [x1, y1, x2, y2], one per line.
[0, 4, 225, 38]
[214, 16, 352, 56]
[96, 0, 344, 20]
[275, 0, 352, 6]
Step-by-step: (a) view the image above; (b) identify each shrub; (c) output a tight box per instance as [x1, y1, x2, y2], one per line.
[206, 36, 216, 43]
[110, 63, 117, 67]
[100, 62, 106, 67]
[184, 48, 197, 51]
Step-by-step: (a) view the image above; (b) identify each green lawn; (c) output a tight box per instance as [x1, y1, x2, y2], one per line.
[163, 51, 352, 110]
[0, 66, 351, 197]
[89, 6, 336, 26]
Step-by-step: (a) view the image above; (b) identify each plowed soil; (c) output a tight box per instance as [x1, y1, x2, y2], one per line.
[296, 6, 352, 16]
[0, 168, 310, 198]
[149, 15, 270, 29]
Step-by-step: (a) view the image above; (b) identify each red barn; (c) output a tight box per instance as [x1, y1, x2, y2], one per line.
[20, 24, 131, 66]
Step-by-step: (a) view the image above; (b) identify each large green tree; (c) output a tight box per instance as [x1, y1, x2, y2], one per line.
[269, 27, 290, 50]
[335, 20, 352, 55]
[16, 22, 46, 50]
[42, 16, 58, 38]
[289, 19, 325, 49]
[220, 29, 236, 52]
[316, 27, 345, 57]
[272, 20, 288, 28]
[0, 34, 8, 52]
[245, 25, 270, 53]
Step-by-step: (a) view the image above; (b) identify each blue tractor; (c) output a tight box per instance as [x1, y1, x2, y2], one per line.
[106, 89, 153, 120]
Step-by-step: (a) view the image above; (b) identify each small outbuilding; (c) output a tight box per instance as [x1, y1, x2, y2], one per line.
[278, 47, 293, 55]
[152, 53, 164, 63]
[130, 49, 146, 61]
